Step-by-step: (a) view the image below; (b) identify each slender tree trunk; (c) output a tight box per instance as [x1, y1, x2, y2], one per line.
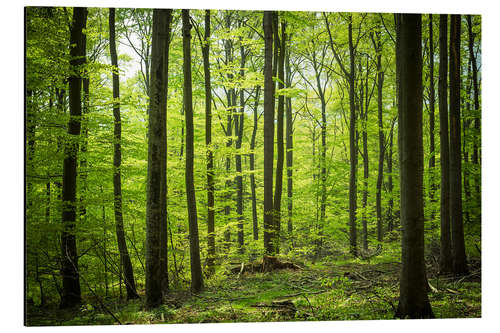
[223, 14, 234, 250]
[438, 14, 453, 274]
[428, 14, 437, 220]
[109, 7, 139, 301]
[250, 86, 261, 241]
[386, 124, 394, 232]
[373, 27, 385, 242]
[235, 31, 246, 254]
[285, 49, 294, 244]
[395, 14, 434, 319]
[146, 8, 170, 309]
[201, 10, 216, 275]
[273, 18, 286, 255]
[467, 15, 481, 216]
[348, 17, 358, 257]
[182, 9, 203, 292]
[449, 14, 468, 275]
[263, 11, 275, 256]
[59, 7, 86, 309]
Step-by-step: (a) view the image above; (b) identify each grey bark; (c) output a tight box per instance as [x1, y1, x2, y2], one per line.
[395, 13, 434, 319]
[109, 7, 139, 300]
[59, 7, 86, 309]
[182, 9, 203, 292]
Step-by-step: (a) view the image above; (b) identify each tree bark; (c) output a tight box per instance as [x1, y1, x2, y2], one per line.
[273, 18, 286, 255]
[250, 86, 261, 241]
[201, 10, 216, 275]
[348, 17, 358, 257]
[466, 15, 481, 215]
[146, 8, 170, 309]
[428, 14, 437, 219]
[395, 14, 434, 319]
[109, 7, 139, 300]
[285, 47, 294, 244]
[182, 9, 203, 292]
[438, 14, 453, 274]
[59, 7, 86, 309]
[159, 8, 173, 297]
[236, 29, 246, 253]
[263, 11, 275, 256]
[449, 14, 468, 275]
[373, 26, 385, 242]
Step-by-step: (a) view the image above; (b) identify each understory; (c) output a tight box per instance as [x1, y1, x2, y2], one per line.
[26, 253, 481, 325]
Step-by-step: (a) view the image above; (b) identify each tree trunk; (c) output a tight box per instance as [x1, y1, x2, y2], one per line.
[395, 14, 434, 319]
[386, 123, 394, 232]
[285, 48, 294, 244]
[438, 14, 453, 274]
[428, 14, 437, 220]
[236, 31, 246, 254]
[160, 9, 173, 297]
[348, 17, 358, 257]
[273, 18, 286, 255]
[59, 7, 86, 309]
[250, 86, 261, 241]
[373, 26, 385, 242]
[263, 11, 275, 256]
[449, 14, 468, 275]
[223, 13, 234, 250]
[109, 7, 139, 300]
[467, 15, 481, 217]
[146, 8, 170, 309]
[182, 9, 203, 292]
[201, 10, 216, 275]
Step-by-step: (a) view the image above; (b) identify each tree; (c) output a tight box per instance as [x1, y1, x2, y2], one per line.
[324, 13, 358, 256]
[273, 16, 286, 254]
[438, 14, 452, 274]
[198, 9, 216, 275]
[59, 7, 87, 309]
[146, 8, 170, 309]
[394, 13, 434, 319]
[449, 14, 468, 275]
[263, 11, 275, 257]
[371, 25, 385, 242]
[182, 9, 203, 292]
[428, 14, 437, 217]
[108, 7, 139, 300]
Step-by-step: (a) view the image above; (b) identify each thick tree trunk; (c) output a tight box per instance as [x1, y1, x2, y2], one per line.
[201, 10, 216, 275]
[109, 7, 139, 300]
[263, 11, 275, 256]
[59, 7, 86, 309]
[273, 18, 286, 255]
[449, 14, 468, 275]
[438, 14, 453, 274]
[159, 9, 173, 296]
[146, 8, 170, 309]
[395, 14, 434, 319]
[182, 9, 203, 292]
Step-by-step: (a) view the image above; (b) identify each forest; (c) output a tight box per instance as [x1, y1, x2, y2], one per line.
[25, 6, 481, 325]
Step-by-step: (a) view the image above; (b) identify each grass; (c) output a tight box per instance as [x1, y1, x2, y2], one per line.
[25, 254, 481, 326]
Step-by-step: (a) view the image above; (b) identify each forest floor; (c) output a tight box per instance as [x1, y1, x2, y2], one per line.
[26, 254, 481, 326]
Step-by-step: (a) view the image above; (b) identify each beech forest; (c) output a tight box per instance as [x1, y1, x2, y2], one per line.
[25, 7, 482, 325]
